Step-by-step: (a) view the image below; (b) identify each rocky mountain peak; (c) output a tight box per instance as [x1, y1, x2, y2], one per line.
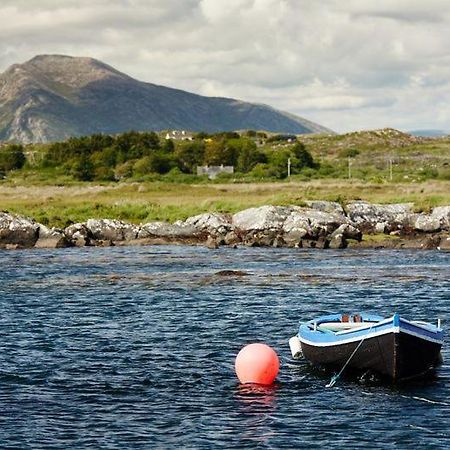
[3, 54, 130, 89]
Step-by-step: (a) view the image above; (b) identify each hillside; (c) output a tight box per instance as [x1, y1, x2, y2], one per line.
[0, 55, 332, 143]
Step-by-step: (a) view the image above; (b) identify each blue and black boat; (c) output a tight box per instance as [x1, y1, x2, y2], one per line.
[289, 313, 443, 382]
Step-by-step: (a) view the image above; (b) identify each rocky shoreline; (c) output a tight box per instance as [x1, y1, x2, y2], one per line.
[1, 201, 450, 251]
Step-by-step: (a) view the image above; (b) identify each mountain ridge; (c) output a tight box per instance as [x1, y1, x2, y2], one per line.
[0, 54, 332, 143]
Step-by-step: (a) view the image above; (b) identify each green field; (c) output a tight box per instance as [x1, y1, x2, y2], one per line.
[1, 179, 449, 228]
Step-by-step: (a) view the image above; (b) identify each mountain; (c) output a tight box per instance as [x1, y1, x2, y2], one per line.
[0, 55, 332, 143]
[408, 129, 449, 138]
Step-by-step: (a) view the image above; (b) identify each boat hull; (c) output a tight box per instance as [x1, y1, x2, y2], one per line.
[298, 315, 442, 382]
[301, 330, 442, 382]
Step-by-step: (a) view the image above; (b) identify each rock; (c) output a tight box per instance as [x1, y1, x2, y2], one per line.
[0, 212, 39, 248]
[283, 230, 308, 247]
[214, 270, 248, 276]
[283, 211, 311, 236]
[86, 219, 138, 241]
[375, 222, 387, 234]
[438, 235, 450, 251]
[284, 208, 349, 238]
[205, 236, 219, 249]
[346, 201, 414, 233]
[414, 213, 442, 232]
[64, 223, 92, 246]
[35, 225, 71, 248]
[331, 223, 362, 241]
[223, 231, 240, 245]
[329, 234, 346, 249]
[232, 205, 291, 231]
[420, 235, 441, 250]
[182, 213, 233, 235]
[242, 230, 278, 247]
[431, 206, 450, 231]
[305, 200, 345, 215]
[272, 235, 285, 247]
[138, 221, 200, 239]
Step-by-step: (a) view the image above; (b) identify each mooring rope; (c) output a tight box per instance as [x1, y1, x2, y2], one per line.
[326, 323, 375, 388]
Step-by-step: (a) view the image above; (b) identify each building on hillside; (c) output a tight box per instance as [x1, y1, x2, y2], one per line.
[197, 165, 234, 180]
[165, 130, 194, 141]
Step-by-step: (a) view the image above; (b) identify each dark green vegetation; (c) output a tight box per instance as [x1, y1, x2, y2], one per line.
[0, 130, 318, 182]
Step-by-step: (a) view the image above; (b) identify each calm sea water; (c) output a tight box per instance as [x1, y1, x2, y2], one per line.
[0, 246, 449, 449]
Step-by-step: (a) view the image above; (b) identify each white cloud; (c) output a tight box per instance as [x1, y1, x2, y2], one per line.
[1, 0, 450, 132]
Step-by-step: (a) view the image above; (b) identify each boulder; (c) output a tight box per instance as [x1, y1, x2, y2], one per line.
[64, 223, 92, 247]
[346, 201, 414, 233]
[328, 233, 346, 249]
[138, 221, 200, 239]
[86, 219, 138, 241]
[331, 223, 362, 241]
[232, 205, 291, 231]
[223, 231, 240, 246]
[205, 236, 219, 249]
[284, 208, 349, 238]
[414, 214, 442, 233]
[242, 230, 279, 247]
[0, 212, 39, 248]
[431, 206, 450, 231]
[35, 225, 71, 248]
[438, 235, 450, 251]
[305, 200, 345, 215]
[182, 213, 233, 235]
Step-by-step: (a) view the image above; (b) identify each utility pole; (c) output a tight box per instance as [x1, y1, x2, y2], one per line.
[348, 157, 351, 179]
[287, 157, 291, 178]
[389, 158, 393, 181]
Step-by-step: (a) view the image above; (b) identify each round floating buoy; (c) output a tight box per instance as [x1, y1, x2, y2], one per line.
[235, 343, 279, 385]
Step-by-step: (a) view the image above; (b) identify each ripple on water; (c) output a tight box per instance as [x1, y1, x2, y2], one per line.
[0, 246, 449, 448]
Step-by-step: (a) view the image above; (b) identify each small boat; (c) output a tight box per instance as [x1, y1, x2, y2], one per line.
[289, 313, 443, 382]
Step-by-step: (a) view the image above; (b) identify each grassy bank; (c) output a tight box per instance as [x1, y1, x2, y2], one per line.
[1, 179, 449, 227]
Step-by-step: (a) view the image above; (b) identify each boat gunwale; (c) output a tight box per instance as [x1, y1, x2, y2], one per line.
[298, 314, 443, 347]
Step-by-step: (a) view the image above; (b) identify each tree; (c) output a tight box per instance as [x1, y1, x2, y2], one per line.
[72, 155, 94, 181]
[235, 140, 266, 173]
[0, 144, 26, 171]
[175, 141, 205, 173]
[204, 140, 237, 166]
[291, 142, 315, 169]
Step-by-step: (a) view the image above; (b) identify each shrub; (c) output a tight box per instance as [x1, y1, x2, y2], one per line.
[339, 148, 360, 158]
[0, 144, 26, 171]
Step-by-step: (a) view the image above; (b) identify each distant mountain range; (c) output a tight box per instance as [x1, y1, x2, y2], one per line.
[0, 55, 332, 143]
[408, 129, 449, 137]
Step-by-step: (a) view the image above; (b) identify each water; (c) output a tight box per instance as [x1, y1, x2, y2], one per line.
[0, 246, 449, 449]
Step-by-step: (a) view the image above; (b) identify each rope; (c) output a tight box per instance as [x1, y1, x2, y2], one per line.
[326, 323, 375, 388]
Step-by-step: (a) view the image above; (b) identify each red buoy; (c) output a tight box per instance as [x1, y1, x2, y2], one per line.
[235, 343, 279, 385]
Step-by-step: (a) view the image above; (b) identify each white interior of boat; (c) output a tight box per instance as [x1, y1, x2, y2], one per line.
[317, 321, 378, 333]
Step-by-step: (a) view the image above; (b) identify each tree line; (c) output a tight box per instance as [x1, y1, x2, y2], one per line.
[0, 130, 317, 181]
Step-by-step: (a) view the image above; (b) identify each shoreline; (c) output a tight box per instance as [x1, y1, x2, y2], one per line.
[1, 201, 449, 251]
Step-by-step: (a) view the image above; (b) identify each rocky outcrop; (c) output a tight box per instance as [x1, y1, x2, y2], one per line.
[0, 212, 39, 248]
[137, 221, 204, 243]
[232, 206, 290, 232]
[86, 219, 138, 242]
[346, 201, 414, 233]
[64, 223, 93, 247]
[35, 225, 71, 249]
[1, 202, 450, 251]
[181, 213, 233, 236]
[414, 206, 450, 232]
[305, 201, 345, 215]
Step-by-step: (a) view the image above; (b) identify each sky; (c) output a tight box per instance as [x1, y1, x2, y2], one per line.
[1, 0, 449, 133]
